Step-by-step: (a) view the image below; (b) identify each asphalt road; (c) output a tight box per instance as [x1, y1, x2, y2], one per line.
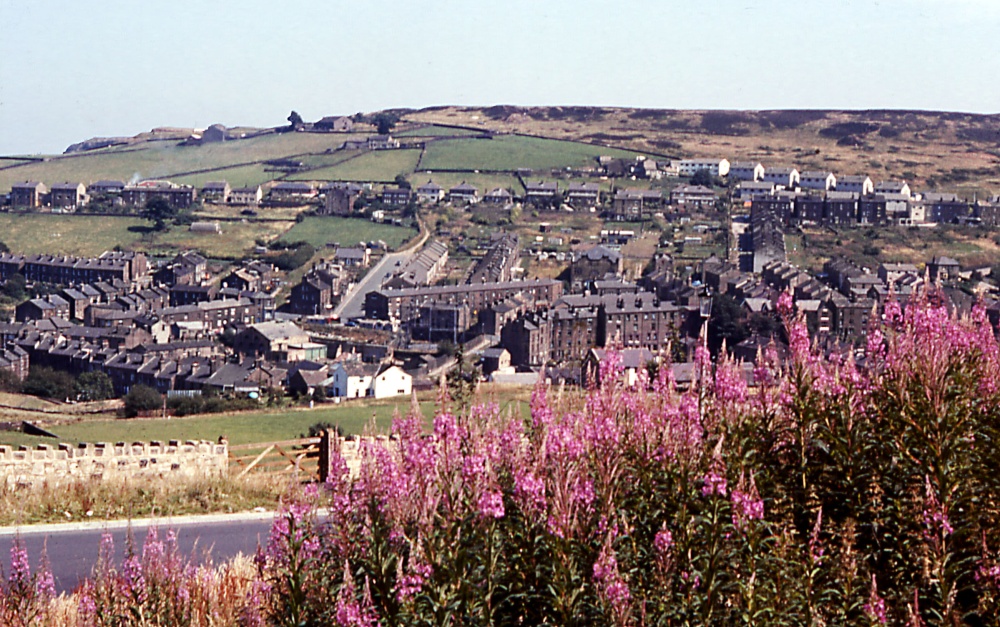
[333, 249, 412, 320]
[333, 215, 430, 320]
[0, 515, 274, 594]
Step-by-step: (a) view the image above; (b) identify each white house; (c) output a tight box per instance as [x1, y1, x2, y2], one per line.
[836, 175, 874, 195]
[416, 180, 445, 204]
[875, 180, 911, 199]
[799, 171, 836, 191]
[763, 167, 799, 189]
[729, 161, 765, 182]
[230, 186, 263, 205]
[330, 362, 412, 399]
[678, 158, 730, 177]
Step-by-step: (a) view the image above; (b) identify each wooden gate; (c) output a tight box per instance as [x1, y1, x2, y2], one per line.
[229, 432, 332, 482]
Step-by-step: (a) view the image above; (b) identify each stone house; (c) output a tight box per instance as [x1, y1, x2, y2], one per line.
[10, 181, 47, 208]
[50, 182, 89, 209]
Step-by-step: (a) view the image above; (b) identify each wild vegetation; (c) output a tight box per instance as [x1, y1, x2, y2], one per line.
[3, 288, 1000, 624]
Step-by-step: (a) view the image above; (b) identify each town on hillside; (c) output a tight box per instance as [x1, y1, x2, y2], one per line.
[2, 116, 1000, 409]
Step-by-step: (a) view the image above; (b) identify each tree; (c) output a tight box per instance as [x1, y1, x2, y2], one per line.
[0, 369, 22, 393]
[75, 371, 114, 401]
[707, 292, 748, 355]
[22, 366, 76, 400]
[394, 174, 411, 189]
[287, 110, 304, 130]
[371, 112, 399, 135]
[2, 273, 26, 301]
[690, 169, 717, 188]
[123, 384, 162, 417]
[142, 197, 177, 231]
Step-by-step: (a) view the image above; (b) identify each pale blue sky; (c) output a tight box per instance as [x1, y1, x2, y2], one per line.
[1, 0, 996, 155]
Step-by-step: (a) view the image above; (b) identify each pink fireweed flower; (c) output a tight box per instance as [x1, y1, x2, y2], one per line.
[701, 447, 727, 498]
[865, 573, 888, 624]
[593, 538, 631, 621]
[714, 356, 748, 405]
[335, 561, 378, 627]
[730, 471, 764, 531]
[922, 476, 954, 537]
[477, 490, 505, 520]
[122, 553, 147, 603]
[513, 468, 547, 517]
[9, 540, 30, 586]
[701, 470, 727, 497]
[395, 554, 432, 603]
[654, 526, 674, 556]
[35, 547, 55, 601]
[809, 508, 824, 565]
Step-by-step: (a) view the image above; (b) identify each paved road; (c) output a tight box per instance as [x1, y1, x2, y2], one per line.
[333, 216, 430, 320]
[334, 249, 412, 320]
[0, 515, 275, 594]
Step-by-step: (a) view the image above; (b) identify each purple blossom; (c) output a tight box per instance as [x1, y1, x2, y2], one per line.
[513, 469, 547, 516]
[730, 472, 764, 530]
[654, 526, 674, 556]
[701, 470, 727, 498]
[809, 508, 824, 566]
[9, 540, 30, 586]
[477, 490, 505, 520]
[865, 573, 888, 624]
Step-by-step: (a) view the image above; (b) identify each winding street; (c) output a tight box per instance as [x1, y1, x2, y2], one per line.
[332, 212, 430, 320]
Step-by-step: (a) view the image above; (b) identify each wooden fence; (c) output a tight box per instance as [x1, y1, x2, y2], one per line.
[228, 430, 335, 483]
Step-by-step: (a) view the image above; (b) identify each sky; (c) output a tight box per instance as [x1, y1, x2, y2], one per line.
[0, 0, 997, 155]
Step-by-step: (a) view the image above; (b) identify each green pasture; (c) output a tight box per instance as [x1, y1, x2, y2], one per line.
[170, 164, 276, 189]
[140, 219, 293, 259]
[0, 214, 146, 256]
[0, 388, 532, 448]
[420, 135, 646, 172]
[412, 172, 522, 195]
[0, 132, 367, 192]
[287, 150, 421, 182]
[279, 216, 417, 250]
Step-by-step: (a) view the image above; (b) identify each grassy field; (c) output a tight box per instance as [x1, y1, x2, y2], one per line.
[413, 172, 522, 194]
[395, 125, 484, 138]
[286, 149, 422, 182]
[0, 386, 533, 449]
[419, 135, 646, 172]
[170, 163, 276, 189]
[0, 132, 367, 192]
[279, 216, 417, 250]
[0, 213, 301, 259]
[141, 219, 294, 259]
[0, 214, 147, 256]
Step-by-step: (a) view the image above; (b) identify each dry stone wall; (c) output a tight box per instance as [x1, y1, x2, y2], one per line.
[0, 439, 228, 488]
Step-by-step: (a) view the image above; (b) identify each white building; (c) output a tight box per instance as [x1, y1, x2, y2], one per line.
[799, 171, 836, 191]
[763, 167, 799, 189]
[678, 158, 730, 177]
[230, 186, 263, 205]
[728, 161, 765, 182]
[836, 175, 874, 195]
[874, 180, 911, 199]
[330, 362, 412, 399]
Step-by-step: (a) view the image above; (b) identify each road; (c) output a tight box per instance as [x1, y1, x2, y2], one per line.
[0, 514, 275, 594]
[333, 214, 430, 320]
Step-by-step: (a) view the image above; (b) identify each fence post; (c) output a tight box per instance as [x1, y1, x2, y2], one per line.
[318, 429, 332, 483]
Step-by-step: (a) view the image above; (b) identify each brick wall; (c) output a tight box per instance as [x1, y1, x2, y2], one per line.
[0, 439, 228, 488]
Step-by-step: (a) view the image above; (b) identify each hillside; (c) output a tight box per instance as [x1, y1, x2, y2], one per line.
[406, 106, 1000, 196]
[2, 107, 998, 197]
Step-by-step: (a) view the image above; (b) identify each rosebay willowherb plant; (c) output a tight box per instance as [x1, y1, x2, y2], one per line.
[257, 287, 1000, 626]
[5, 286, 1000, 626]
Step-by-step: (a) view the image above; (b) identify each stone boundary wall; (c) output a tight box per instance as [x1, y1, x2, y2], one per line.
[0, 439, 228, 488]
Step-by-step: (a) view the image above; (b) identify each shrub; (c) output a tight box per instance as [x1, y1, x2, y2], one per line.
[22, 367, 75, 400]
[123, 385, 162, 417]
